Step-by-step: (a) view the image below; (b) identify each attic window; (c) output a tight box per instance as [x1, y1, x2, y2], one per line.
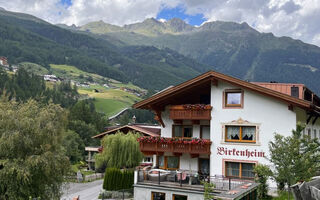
[224, 89, 244, 108]
[291, 86, 299, 98]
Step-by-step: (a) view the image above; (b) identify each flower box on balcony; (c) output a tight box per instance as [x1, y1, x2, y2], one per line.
[169, 104, 212, 120]
[137, 136, 212, 155]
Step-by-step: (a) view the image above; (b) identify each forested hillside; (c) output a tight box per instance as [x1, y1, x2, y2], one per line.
[0, 9, 208, 90]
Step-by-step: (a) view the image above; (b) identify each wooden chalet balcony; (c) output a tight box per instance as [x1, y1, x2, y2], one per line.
[138, 137, 212, 155]
[169, 104, 212, 120]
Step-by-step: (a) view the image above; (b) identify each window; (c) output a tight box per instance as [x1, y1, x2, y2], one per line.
[314, 129, 317, 139]
[143, 156, 153, 163]
[200, 125, 210, 139]
[167, 156, 179, 169]
[225, 125, 256, 143]
[308, 129, 311, 138]
[173, 194, 188, 200]
[173, 125, 193, 138]
[291, 86, 299, 98]
[226, 162, 255, 179]
[152, 192, 165, 200]
[224, 89, 243, 108]
[158, 156, 179, 170]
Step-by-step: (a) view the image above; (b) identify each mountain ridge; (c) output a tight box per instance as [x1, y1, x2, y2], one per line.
[69, 17, 320, 94]
[1, 8, 320, 95]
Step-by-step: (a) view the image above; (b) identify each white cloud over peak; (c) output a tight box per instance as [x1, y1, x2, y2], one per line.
[0, 0, 320, 46]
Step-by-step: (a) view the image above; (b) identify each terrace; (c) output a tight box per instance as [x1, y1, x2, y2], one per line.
[135, 169, 258, 199]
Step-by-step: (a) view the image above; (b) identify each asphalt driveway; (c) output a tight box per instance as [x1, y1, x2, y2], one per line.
[61, 179, 103, 200]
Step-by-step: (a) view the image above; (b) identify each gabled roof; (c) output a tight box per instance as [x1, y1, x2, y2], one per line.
[133, 70, 314, 110]
[92, 124, 161, 139]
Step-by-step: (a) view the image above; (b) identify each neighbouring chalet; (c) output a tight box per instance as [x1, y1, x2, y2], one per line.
[92, 124, 161, 139]
[132, 70, 320, 200]
[86, 124, 161, 170]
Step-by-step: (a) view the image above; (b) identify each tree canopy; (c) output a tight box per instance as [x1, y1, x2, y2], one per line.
[0, 99, 70, 199]
[95, 132, 143, 170]
[269, 124, 320, 189]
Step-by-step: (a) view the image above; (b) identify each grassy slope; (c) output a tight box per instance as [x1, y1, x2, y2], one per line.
[48, 64, 144, 116]
[19, 62, 49, 75]
[21, 63, 143, 116]
[78, 86, 141, 117]
[50, 64, 118, 84]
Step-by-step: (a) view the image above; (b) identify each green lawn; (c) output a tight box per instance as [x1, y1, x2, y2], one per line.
[78, 87, 141, 117]
[94, 98, 129, 117]
[111, 82, 146, 92]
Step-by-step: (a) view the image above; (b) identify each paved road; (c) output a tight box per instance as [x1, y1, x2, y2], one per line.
[61, 179, 103, 200]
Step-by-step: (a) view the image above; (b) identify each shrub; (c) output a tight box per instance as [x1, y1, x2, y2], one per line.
[254, 164, 273, 199]
[103, 168, 134, 191]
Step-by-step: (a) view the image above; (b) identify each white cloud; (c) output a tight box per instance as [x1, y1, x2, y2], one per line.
[179, 0, 320, 46]
[0, 0, 320, 46]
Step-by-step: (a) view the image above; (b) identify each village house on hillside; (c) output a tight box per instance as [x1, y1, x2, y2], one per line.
[0, 56, 8, 66]
[132, 70, 320, 200]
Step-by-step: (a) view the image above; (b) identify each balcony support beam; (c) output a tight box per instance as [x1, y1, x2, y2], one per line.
[152, 108, 165, 127]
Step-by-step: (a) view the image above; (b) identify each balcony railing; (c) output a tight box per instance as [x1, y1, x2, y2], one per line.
[138, 137, 211, 155]
[136, 169, 255, 191]
[169, 104, 212, 120]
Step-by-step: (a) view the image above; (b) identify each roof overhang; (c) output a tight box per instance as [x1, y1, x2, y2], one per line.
[92, 125, 160, 139]
[133, 71, 312, 111]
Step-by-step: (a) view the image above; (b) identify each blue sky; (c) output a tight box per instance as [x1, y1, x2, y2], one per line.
[60, 0, 71, 6]
[156, 7, 205, 26]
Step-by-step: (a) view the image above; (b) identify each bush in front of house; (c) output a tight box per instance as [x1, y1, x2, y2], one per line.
[103, 168, 134, 191]
[254, 164, 273, 199]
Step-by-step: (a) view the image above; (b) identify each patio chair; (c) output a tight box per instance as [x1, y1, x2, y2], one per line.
[166, 171, 176, 182]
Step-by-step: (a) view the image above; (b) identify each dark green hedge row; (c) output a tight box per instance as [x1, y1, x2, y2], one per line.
[103, 168, 134, 191]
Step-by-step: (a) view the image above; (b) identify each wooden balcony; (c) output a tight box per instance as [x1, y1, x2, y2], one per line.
[139, 138, 211, 156]
[169, 104, 212, 120]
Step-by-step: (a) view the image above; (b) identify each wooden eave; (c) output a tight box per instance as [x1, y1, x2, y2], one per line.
[92, 125, 160, 139]
[133, 71, 312, 110]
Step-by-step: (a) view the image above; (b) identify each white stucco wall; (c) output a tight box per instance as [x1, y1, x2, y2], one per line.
[209, 81, 297, 180]
[134, 186, 204, 200]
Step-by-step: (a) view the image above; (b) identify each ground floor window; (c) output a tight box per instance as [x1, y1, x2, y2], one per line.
[173, 194, 188, 200]
[199, 158, 210, 175]
[151, 192, 165, 200]
[158, 156, 179, 170]
[226, 161, 255, 179]
[143, 156, 153, 163]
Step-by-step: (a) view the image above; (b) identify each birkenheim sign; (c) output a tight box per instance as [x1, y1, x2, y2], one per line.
[217, 147, 266, 158]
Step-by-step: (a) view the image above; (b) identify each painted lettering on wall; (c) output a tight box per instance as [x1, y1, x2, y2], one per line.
[217, 147, 265, 158]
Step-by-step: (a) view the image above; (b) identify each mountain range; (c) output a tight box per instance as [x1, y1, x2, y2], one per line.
[1, 8, 320, 94]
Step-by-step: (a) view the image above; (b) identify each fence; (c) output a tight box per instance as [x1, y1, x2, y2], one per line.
[136, 169, 253, 191]
[100, 188, 133, 200]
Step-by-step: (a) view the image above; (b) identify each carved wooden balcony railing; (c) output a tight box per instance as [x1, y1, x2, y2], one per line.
[169, 104, 212, 120]
[138, 137, 211, 156]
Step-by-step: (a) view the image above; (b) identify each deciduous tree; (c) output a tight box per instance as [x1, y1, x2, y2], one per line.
[95, 132, 143, 169]
[0, 99, 70, 200]
[269, 124, 320, 190]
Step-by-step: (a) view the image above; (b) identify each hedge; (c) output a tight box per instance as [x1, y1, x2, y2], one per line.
[103, 168, 134, 191]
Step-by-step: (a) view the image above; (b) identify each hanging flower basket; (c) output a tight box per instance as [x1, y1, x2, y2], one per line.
[137, 136, 211, 145]
[182, 104, 208, 110]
